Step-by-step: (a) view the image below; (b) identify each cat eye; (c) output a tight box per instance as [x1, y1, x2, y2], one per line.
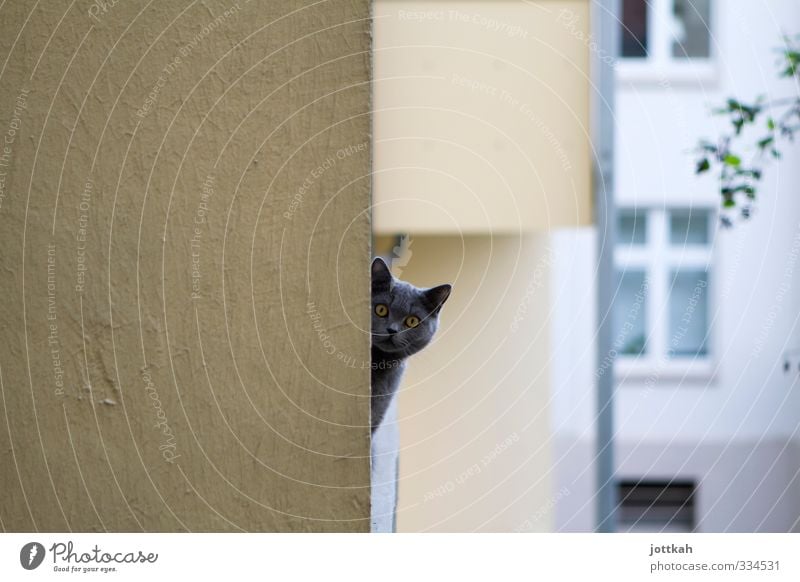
[404, 315, 420, 328]
[374, 303, 388, 317]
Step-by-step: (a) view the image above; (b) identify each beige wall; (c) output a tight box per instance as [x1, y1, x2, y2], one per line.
[373, 0, 591, 234]
[376, 235, 555, 532]
[372, 0, 590, 532]
[0, 0, 371, 531]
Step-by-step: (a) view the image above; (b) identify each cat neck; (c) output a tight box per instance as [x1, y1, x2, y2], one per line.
[372, 344, 408, 366]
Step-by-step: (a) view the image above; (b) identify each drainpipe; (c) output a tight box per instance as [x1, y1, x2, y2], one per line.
[593, 0, 619, 533]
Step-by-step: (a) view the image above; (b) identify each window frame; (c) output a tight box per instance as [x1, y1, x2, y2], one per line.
[617, 0, 717, 85]
[614, 206, 716, 382]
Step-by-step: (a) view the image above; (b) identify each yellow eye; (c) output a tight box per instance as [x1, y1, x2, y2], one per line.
[405, 315, 420, 328]
[374, 304, 388, 317]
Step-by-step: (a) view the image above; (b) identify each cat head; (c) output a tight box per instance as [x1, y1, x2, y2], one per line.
[371, 257, 451, 357]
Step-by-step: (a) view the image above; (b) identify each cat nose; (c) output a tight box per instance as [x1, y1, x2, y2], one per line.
[387, 326, 398, 335]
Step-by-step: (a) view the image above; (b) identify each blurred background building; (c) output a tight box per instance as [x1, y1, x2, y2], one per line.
[372, 0, 800, 533]
[551, 0, 800, 532]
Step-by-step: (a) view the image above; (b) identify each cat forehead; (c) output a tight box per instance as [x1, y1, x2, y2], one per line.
[390, 280, 418, 296]
[391, 281, 423, 302]
[375, 281, 424, 308]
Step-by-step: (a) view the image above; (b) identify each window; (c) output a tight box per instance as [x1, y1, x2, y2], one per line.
[615, 270, 648, 356]
[617, 208, 647, 246]
[618, 480, 696, 532]
[671, 0, 712, 58]
[614, 208, 714, 378]
[620, 0, 649, 58]
[619, 0, 713, 81]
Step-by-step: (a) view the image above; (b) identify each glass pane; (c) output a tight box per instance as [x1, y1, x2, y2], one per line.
[621, 0, 649, 58]
[671, 0, 711, 59]
[615, 270, 648, 356]
[668, 270, 709, 357]
[618, 209, 647, 246]
[670, 210, 709, 245]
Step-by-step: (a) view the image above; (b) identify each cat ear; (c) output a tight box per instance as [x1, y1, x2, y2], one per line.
[425, 284, 451, 313]
[372, 257, 393, 290]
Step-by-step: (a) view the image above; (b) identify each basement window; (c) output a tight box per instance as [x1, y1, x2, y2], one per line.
[617, 479, 696, 532]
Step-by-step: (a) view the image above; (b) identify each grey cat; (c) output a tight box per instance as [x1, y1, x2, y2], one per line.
[371, 257, 451, 433]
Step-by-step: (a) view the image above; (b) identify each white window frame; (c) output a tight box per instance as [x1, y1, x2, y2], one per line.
[617, 0, 717, 85]
[615, 207, 716, 382]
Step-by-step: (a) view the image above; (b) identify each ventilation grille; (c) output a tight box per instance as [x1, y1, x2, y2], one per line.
[617, 480, 695, 532]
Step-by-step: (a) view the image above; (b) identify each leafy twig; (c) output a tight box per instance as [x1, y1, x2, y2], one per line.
[694, 35, 800, 224]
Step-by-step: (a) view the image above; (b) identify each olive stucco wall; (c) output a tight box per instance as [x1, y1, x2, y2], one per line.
[0, 0, 372, 531]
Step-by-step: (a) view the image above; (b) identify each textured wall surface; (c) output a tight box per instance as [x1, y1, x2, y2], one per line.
[0, 0, 372, 532]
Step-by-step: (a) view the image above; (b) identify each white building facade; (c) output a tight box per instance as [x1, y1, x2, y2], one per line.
[551, 0, 800, 532]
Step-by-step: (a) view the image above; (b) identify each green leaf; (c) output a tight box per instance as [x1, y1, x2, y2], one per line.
[781, 50, 800, 77]
[726, 98, 741, 110]
[699, 141, 718, 153]
[767, 117, 776, 130]
[724, 154, 741, 167]
[696, 158, 711, 174]
[758, 136, 774, 150]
